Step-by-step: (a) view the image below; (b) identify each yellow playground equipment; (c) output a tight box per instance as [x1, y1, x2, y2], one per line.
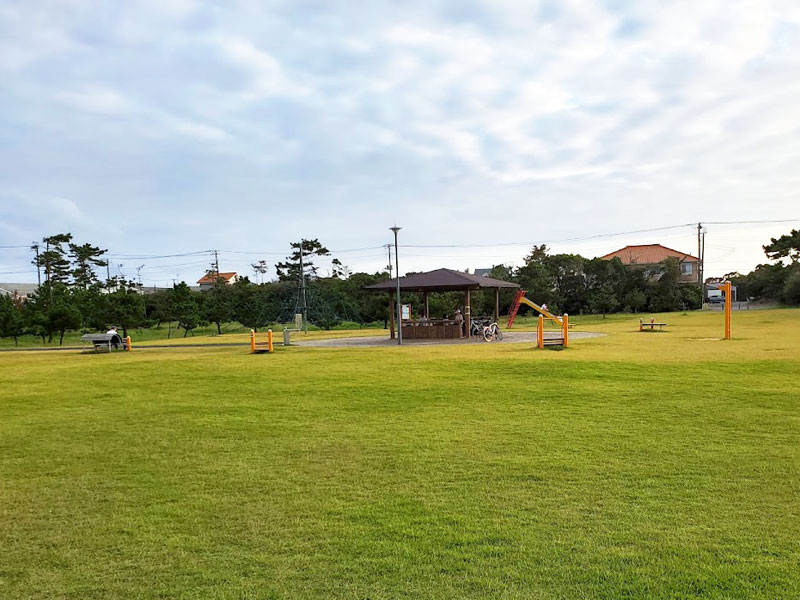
[250, 329, 274, 354]
[507, 290, 570, 328]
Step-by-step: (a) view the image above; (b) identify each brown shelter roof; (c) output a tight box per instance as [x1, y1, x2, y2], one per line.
[365, 268, 519, 292]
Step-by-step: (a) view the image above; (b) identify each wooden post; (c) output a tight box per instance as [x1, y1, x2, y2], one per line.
[537, 315, 544, 349]
[494, 288, 500, 322]
[250, 329, 256, 353]
[562, 314, 569, 348]
[424, 292, 429, 319]
[125, 336, 132, 351]
[723, 281, 732, 340]
[268, 329, 274, 353]
[389, 295, 395, 339]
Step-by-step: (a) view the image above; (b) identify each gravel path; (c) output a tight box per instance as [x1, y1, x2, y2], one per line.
[1, 331, 605, 352]
[295, 331, 605, 347]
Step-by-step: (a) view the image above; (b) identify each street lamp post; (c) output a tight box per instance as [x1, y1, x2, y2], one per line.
[390, 226, 402, 345]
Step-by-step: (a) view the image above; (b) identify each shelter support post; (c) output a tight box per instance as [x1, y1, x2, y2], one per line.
[465, 289, 471, 339]
[424, 292, 429, 319]
[494, 288, 500, 321]
[389, 294, 395, 339]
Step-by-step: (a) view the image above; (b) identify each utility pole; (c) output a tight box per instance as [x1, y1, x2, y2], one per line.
[31, 243, 41, 286]
[386, 243, 393, 277]
[299, 240, 308, 333]
[390, 226, 402, 345]
[136, 265, 145, 287]
[45, 238, 52, 303]
[697, 222, 705, 296]
[44, 239, 50, 284]
[212, 250, 220, 276]
[701, 228, 706, 290]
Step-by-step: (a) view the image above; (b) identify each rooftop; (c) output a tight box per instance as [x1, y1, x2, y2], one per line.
[197, 272, 237, 285]
[600, 244, 699, 265]
[365, 268, 519, 292]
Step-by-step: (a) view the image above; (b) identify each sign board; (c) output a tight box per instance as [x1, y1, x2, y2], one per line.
[401, 304, 411, 320]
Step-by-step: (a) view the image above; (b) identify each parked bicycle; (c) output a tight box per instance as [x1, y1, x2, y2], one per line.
[470, 317, 503, 342]
[482, 320, 503, 342]
[470, 318, 488, 337]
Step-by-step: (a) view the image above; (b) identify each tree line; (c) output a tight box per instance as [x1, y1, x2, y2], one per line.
[2, 230, 797, 345]
[726, 229, 800, 305]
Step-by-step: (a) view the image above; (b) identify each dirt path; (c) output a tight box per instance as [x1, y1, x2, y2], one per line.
[295, 331, 605, 347]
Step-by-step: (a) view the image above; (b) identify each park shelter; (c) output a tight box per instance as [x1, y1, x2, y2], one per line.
[365, 268, 520, 339]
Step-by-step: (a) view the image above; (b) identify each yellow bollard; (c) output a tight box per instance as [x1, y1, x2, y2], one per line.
[268, 329, 274, 353]
[250, 329, 256, 353]
[562, 314, 569, 348]
[537, 315, 544, 349]
[723, 281, 732, 340]
[125, 336, 131, 351]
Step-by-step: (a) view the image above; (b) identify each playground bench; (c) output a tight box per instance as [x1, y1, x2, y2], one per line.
[81, 333, 124, 352]
[639, 320, 667, 331]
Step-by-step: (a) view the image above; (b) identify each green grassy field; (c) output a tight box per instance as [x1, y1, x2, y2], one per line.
[1, 309, 799, 598]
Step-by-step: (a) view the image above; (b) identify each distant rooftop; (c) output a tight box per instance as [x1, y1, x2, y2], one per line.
[601, 244, 699, 264]
[0, 283, 39, 297]
[197, 272, 237, 285]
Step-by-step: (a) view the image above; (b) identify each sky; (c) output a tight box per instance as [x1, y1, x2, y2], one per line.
[1, 0, 799, 286]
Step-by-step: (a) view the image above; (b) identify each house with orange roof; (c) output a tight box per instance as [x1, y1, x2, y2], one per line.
[600, 244, 700, 284]
[196, 271, 238, 290]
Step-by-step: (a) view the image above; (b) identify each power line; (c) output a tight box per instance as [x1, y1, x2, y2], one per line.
[703, 219, 800, 225]
[402, 223, 698, 248]
[107, 250, 212, 259]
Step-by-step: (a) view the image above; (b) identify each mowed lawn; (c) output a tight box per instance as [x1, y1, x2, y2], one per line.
[1, 310, 799, 599]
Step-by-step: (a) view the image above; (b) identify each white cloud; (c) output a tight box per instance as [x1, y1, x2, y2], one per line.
[1, 0, 800, 281]
[56, 86, 135, 115]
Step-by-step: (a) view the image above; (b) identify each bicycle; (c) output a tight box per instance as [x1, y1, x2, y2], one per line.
[470, 318, 489, 337]
[482, 320, 503, 342]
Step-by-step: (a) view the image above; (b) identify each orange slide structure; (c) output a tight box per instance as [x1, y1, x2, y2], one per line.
[506, 290, 564, 328]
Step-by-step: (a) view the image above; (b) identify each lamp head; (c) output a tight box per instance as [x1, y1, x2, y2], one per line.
[389, 225, 401, 234]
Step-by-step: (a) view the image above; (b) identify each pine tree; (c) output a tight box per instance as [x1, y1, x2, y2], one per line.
[69, 242, 108, 289]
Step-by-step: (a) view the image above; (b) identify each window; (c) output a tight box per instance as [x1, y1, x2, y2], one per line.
[681, 262, 693, 275]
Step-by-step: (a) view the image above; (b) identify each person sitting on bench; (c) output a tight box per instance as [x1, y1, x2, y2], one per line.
[106, 326, 122, 349]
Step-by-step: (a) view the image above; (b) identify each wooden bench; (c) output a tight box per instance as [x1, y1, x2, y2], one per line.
[639, 320, 667, 331]
[81, 333, 124, 352]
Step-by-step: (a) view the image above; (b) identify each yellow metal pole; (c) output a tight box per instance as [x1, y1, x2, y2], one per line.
[125, 336, 131, 351]
[268, 329, 274, 353]
[724, 281, 732, 339]
[250, 329, 256, 353]
[537, 315, 544, 349]
[563, 314, 569, 348]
